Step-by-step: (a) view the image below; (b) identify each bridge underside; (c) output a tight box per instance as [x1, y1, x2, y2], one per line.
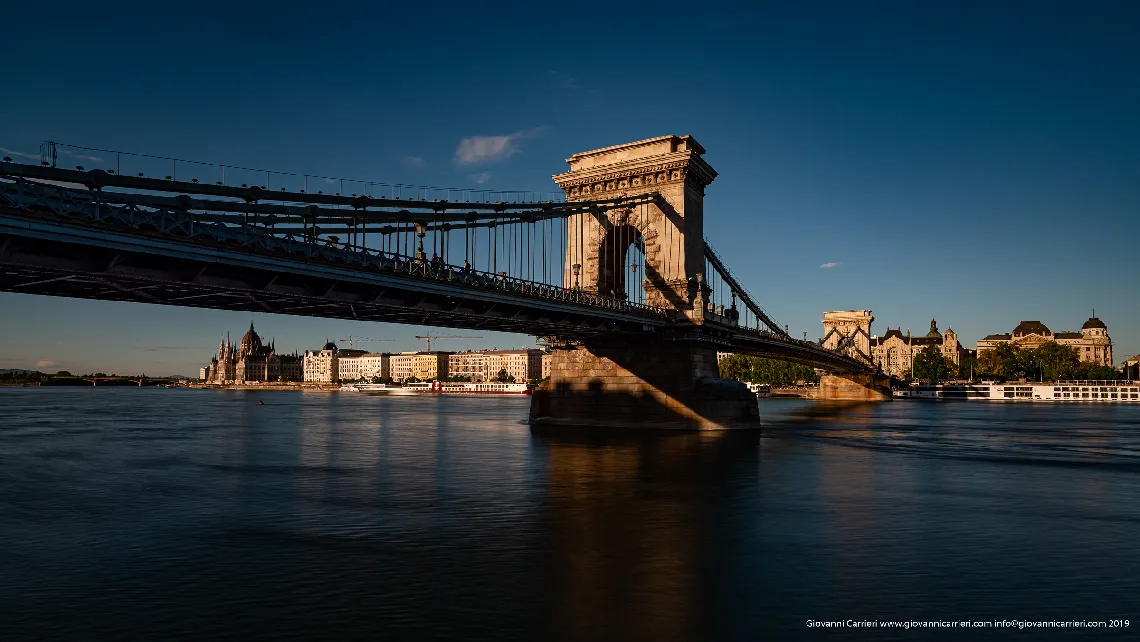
[0, 217, 664, 339]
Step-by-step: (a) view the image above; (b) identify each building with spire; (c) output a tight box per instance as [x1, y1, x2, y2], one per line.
[870, 318, 968, 377]
[203, 322, 302, 384]
[975, 313, 1113, 367]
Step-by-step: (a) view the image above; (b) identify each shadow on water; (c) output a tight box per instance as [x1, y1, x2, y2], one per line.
[530, 426, 762, 642]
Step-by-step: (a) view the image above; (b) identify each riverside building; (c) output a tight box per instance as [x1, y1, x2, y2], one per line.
[203, 322, 302, 384]
[302, 342, 365, 383]
[870, 318, 968, 378]
[976, 315, 1113, 367]
[447, 349, 545, 382]
[336, 353, 390, 382]
[387, 351, 450, 382]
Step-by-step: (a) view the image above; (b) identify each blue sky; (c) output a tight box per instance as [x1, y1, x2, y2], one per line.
[2, 1, 1138, 375]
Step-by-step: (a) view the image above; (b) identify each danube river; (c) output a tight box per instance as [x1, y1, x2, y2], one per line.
[2, 388, 1138, 640]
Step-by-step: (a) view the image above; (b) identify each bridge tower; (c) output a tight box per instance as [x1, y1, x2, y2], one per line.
[554, 134, 714, 320]
[532, 136, 758, 430]
[819, 310, 891, 401]
[820, 310, 874, 365]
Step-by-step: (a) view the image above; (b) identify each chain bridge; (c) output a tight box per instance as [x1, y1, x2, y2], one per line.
[0, 135, 889, 429]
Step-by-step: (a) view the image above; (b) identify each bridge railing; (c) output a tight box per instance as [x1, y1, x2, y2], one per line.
[0, 174, 672, 321]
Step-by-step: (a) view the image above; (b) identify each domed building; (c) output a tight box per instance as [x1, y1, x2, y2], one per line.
[976, 313, 1113, 367]
[301, 340, 369, 382]
[203, 322, 302, 384]
[870, 317, 968, 377]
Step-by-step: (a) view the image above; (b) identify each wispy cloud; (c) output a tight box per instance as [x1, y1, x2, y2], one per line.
[61, 150, 105, 163]
[454, 127, 547, 166]
[469, 172, 491, 185]
[0, 147, 39, 160]
[403, 156, 426, 169]
[819, 262, 841, 269]
[35, 359, 58, 369]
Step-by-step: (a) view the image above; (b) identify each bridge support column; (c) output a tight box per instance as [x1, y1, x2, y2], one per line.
[530, 337, 758, 430]
[818, 372, 893, 401]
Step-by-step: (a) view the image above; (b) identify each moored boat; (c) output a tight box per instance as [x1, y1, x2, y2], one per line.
[894, 380, 1140, 402]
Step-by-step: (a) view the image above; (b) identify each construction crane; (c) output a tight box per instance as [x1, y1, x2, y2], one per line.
[415, 332, 482, 351]
[338, 336, 395, 350]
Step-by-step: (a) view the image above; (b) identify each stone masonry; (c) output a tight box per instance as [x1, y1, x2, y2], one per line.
[533, 135, 758, 430]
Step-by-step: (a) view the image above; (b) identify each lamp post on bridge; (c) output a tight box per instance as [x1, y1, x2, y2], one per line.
[414, 222, 427, 262]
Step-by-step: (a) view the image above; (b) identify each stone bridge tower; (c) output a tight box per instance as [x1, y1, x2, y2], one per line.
[553, 135, 716, 321]
[820, 310, 875, 366]
[532, 135, 758, 430]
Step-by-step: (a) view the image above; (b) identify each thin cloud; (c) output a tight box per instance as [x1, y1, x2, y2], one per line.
[819, 262, 841, 269]
[0, 147, 39, 160]
[403, 156, 426, 169]
[35, 359, 58, 369]
[454, 127, 547, 166]
[131, 344, 199, 352]
[470, 172, 491, 185]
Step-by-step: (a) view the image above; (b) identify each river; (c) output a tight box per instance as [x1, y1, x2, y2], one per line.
[1, 388, 1137, 640]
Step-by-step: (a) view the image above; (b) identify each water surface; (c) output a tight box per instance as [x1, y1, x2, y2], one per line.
[1, 388, 1138, 640]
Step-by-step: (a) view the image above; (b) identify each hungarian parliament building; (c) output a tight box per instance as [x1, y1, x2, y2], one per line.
[201, 323, 302, 384]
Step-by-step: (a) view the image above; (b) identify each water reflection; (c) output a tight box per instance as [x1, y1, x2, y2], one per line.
[535, 429, 760, 641]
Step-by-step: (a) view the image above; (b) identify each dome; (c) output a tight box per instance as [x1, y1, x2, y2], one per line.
[1012, 320, 1050, 336]
[1082, 317, 1107, 330]
[322, 341, 338, 352]
[925, 318, 941, 337]
[239, 322, 262, 354]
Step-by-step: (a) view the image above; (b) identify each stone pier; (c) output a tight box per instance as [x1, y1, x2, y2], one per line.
[530, 337, 759, 430]
[818, 372, 893, 401]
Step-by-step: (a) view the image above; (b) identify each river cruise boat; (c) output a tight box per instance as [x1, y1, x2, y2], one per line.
[894, 381, 1140, 402]
[747, 383, 772, 398]
[341, 381, 533, 395]
[339, 383, 399, 392]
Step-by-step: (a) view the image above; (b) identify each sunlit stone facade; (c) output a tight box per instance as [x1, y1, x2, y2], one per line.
[870, 318, 966, 377]
[975, 316, 1113, 367]
[204, 322, 301, 384]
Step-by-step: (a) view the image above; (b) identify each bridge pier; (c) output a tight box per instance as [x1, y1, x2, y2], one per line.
[530, 337, 759, 430]
[818, 372, 893, 401]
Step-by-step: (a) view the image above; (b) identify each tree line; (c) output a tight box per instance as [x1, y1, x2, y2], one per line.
[718, 355, 820, 386]
[908, 342, 1118, 383]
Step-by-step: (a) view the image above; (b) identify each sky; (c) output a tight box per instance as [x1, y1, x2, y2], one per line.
[1, 1, 1138, 376]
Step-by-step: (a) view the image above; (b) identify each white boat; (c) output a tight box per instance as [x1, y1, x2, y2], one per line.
[341, 381, 533, 395]
[894, 380, 1140, 402]
[403, 381, 533, 395]
[746, 383, 772, 398]
[339, 383, 400, 392]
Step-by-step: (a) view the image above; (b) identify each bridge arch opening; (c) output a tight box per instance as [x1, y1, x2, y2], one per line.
[596, 224, 647, 304]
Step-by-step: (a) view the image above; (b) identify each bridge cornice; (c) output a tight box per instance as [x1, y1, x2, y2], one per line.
[552, 149, 717, 198]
